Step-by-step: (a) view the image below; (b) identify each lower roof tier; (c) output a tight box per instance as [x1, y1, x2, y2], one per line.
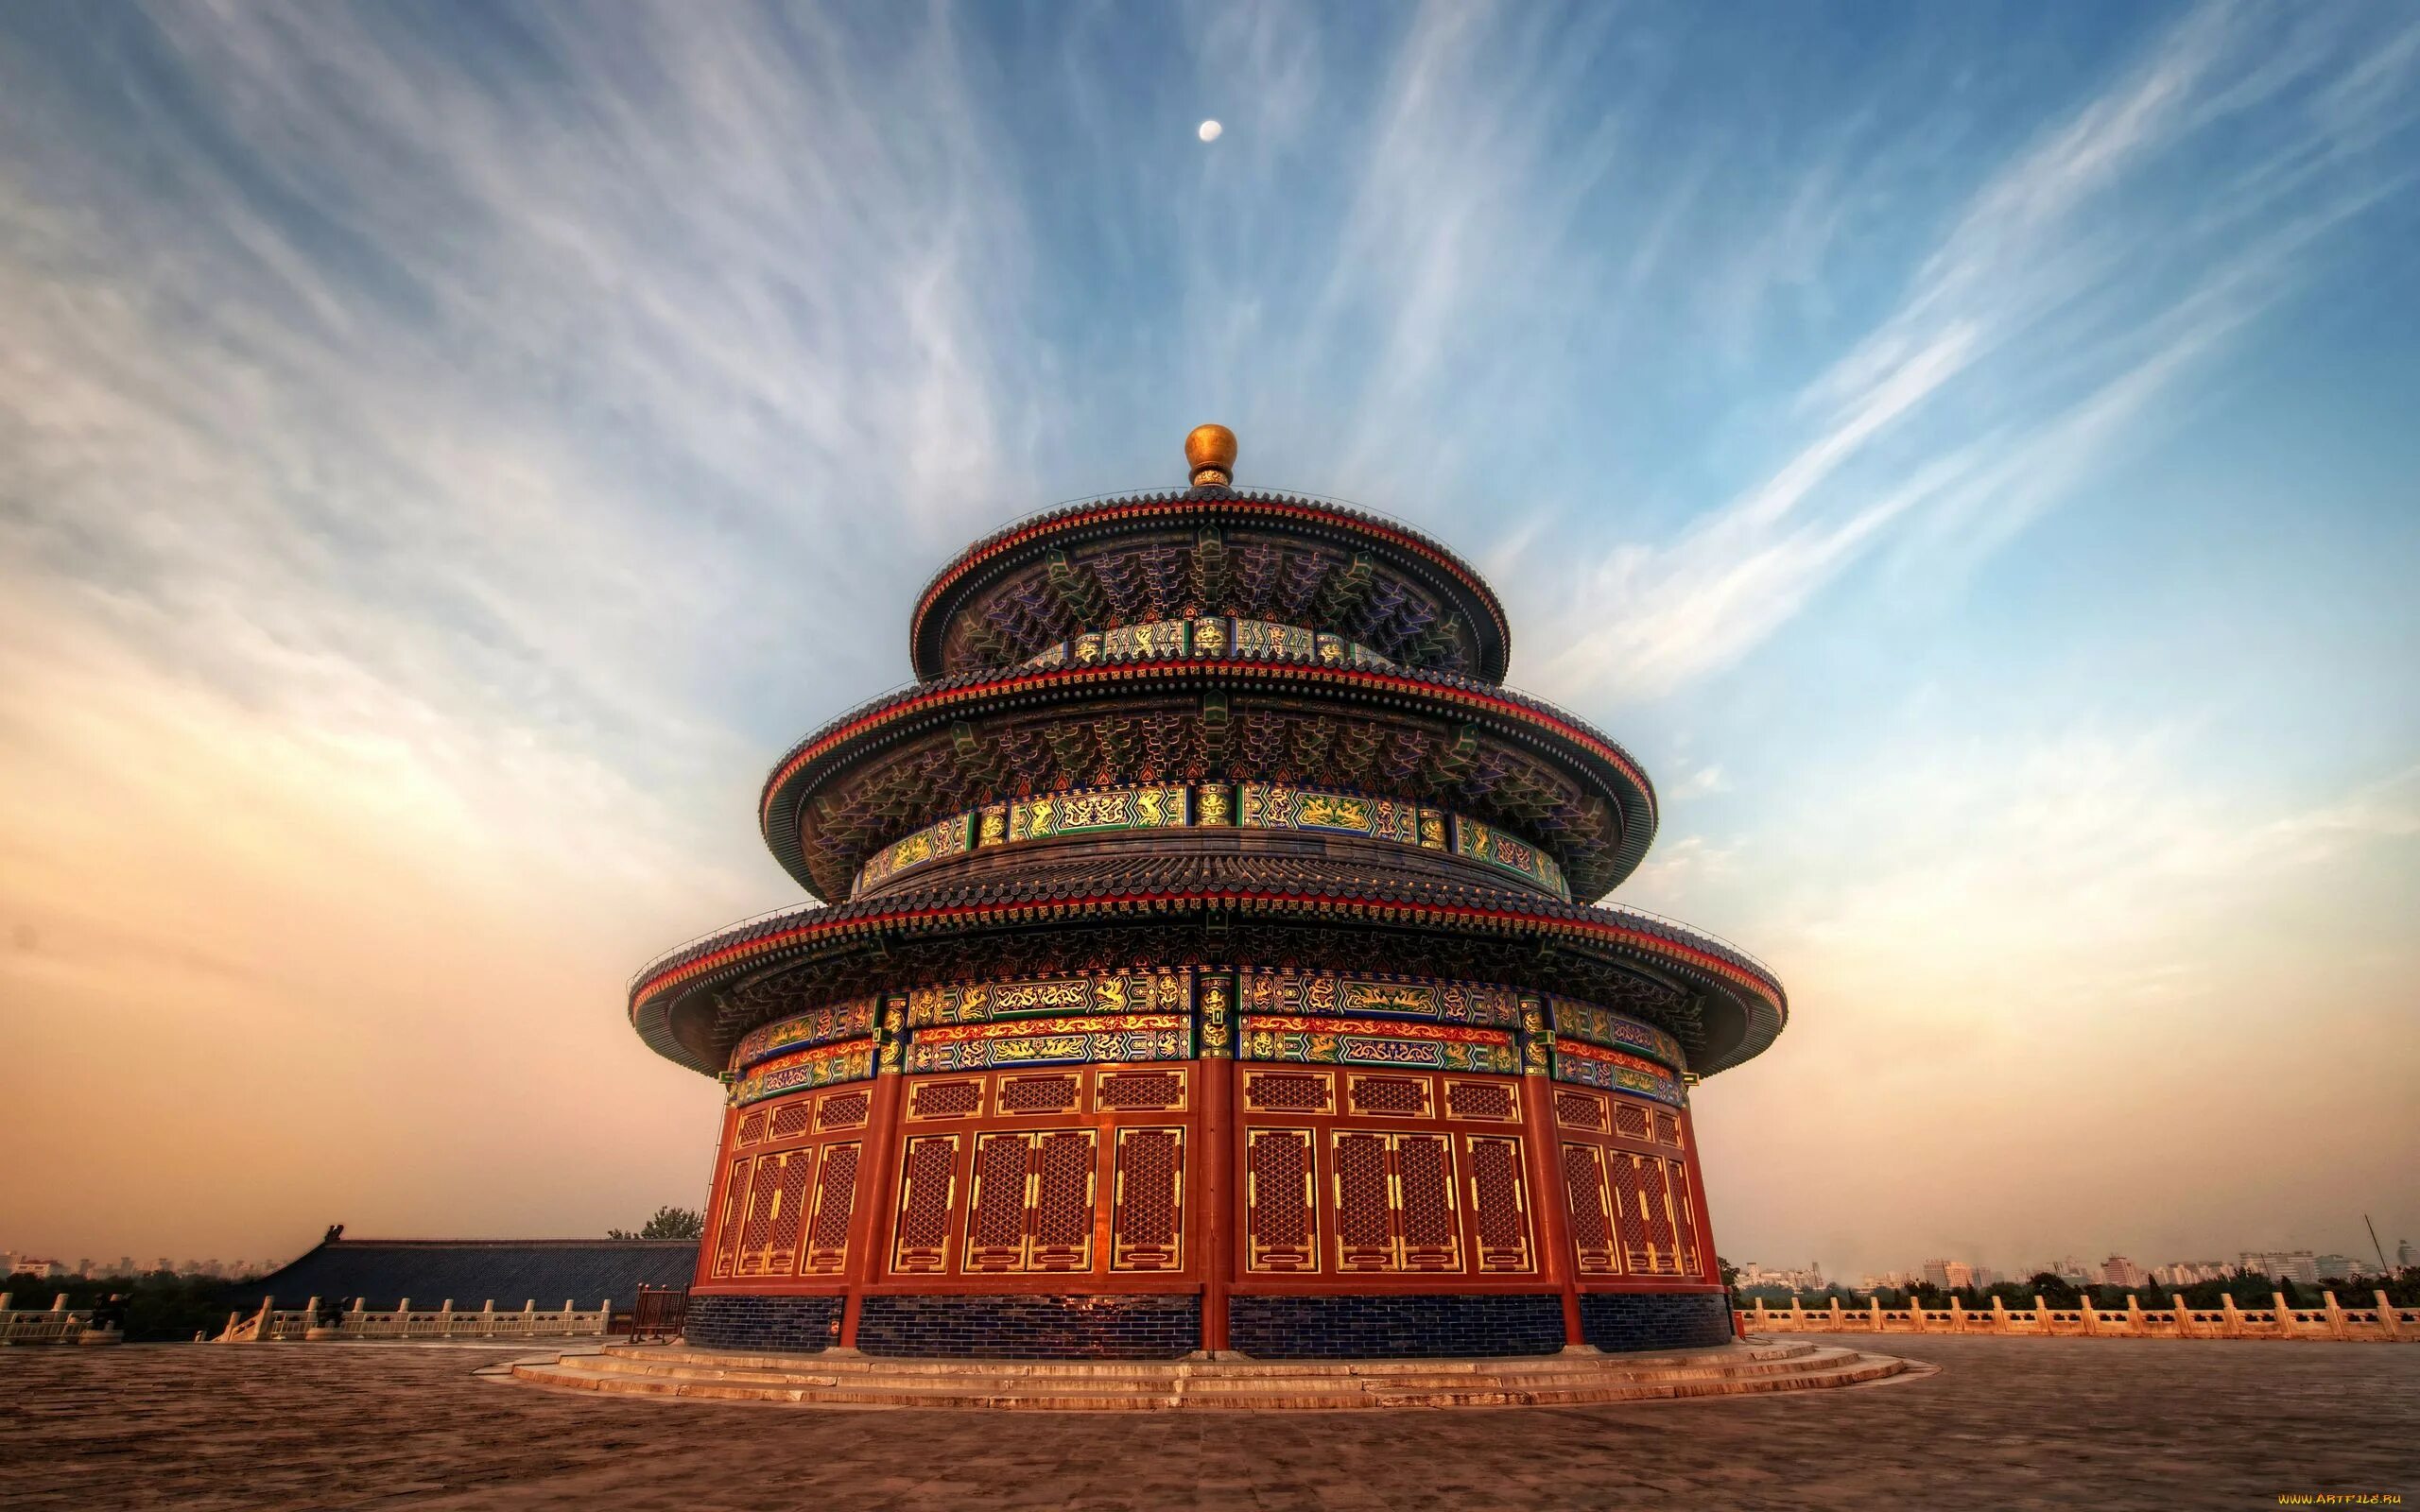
[762, 655, 1657, 902]
[628, 850, 1783, 1082]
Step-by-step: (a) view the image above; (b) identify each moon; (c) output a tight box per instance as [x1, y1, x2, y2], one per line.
[1198, 119, 1222, 143]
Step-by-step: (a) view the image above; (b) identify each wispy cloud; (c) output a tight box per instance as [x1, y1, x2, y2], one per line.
[1524, 2, 2420, 705]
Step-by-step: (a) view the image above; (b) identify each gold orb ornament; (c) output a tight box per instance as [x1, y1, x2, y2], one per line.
[1185, 423, 1237, 488]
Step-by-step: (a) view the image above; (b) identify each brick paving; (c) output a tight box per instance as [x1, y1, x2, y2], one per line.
[2, 1333, 2413, 1510]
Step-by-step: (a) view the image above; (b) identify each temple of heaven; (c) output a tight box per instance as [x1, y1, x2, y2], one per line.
[627, 425, 1787, 1360]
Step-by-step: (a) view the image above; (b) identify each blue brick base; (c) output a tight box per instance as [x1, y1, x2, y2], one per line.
[683, 1294, 844, 1351]
[1227, 1294, 1564, 1359]
[1577, 1291, 1733, 1351]
[858, 1294, 1201, 1359]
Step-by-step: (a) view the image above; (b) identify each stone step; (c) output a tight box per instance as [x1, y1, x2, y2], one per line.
[571, 1345, 1858, 1393]
[592, 1340, 1821, 1379]
[509, 1345, 1910, 1411]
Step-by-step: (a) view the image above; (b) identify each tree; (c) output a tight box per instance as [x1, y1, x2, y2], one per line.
[610, 1205, 704, 1241]
[2027, 1270, 2081, 1307]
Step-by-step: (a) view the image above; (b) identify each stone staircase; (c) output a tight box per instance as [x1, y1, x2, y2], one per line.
[507, 1338, 1912, 1409]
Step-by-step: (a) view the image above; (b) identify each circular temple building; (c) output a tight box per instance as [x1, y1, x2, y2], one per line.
[630, 426, 1786, 1360]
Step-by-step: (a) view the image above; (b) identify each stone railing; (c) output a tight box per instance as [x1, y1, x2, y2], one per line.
[1737, 1292, 2418, 1342]
[214, 1296, 615, 1344]
[0, 1295, 99, 1344]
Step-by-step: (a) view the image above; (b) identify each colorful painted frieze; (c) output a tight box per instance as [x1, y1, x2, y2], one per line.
[729, 998, 880, 1072]
[1101, 619, 1187, 660]
[1241, 1017, 1519, 1074]
[1240, 970, 1522, 1029]
[1450, 814, 1570, 900]
[1552, 1040, 1686, 1106]
[855, 813, 977, 894]
[732, 1038, 878, 1105]
[1549, 999, 1685, 1071]
[903, 1013, 1192, 1072]
[1006, 783, 1189, 842]
[1232, 618, 1315, 662]
[1238, 783, 1427, 846]
[1194, 782, 1236, 826]
[908, 971, 1190, 1028]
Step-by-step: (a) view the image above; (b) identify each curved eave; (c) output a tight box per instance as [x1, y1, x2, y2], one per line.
[908, 490, 1513, 682]
[757, 659, 1658, 902]
[628, 890, 1784, 1081]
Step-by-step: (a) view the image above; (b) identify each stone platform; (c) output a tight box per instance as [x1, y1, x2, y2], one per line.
[507, 1338, 1912, 1409]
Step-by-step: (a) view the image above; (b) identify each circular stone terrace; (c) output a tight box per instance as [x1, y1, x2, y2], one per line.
[5, 1335, 2412, 1509]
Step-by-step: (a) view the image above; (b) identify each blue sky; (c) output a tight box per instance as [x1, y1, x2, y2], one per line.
[1, 1, 2413, 1279]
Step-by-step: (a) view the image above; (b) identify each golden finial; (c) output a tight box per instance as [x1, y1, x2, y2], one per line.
[1185, 423, 1237, 488]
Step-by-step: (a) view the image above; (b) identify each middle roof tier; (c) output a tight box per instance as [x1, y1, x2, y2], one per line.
[760, 648, 1658, 904]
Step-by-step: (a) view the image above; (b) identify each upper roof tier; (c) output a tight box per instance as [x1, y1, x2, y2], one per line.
[909, 427, 1512, 684]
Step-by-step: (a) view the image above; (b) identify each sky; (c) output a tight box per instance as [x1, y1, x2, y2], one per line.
[1, 1, 2413, 1281]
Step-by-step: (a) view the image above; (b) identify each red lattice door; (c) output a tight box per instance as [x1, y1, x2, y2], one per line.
[960, 1128, 1101, 1274]
[1609, 1152, 1655, 1273]
[1561, 1143, 1620, 1276]
[1464, 1134, 1533, 1273]
[1665, 1158, 1703, 1278]
[711, 1157, 752, 1280]
[800, 1142, 858, 1276]
[762, 1149, 816, 1276]
[1330, 1131, 1463, 1273]
[1245, 1127, 1318, 1272]
[1110, 1126, 1184, 1272]
[735, 1157, 785, 1277]
[890, 1134, 961, 1275]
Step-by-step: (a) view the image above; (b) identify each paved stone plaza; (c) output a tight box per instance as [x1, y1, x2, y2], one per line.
[2, 1333, 2413, 1510]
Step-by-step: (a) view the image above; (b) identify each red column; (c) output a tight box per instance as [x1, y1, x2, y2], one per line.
[1199, 1056, 1234, 1353]
[838, 998, 909, 1349]
[1517, 1070, 1583, 1347]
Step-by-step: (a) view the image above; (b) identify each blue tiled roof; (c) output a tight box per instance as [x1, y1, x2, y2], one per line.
[222, 1235, 696, 1310]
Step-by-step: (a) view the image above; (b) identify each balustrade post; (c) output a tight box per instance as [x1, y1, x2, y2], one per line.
[2125, 1295, 2143, 1336]
[2171, 1292, 2193, 1338]
[1948, 1297, 1964, 1333]
[2322, 1291, 2347, 1340]
[1829, 1297, 1845, 1330]
[1870, 1297, 1883, 1332]
[1754, 1298, 1771, 1330]
[1992, 1296, 2007, 1331]
[596, 1298, 611, 1336]
[2079, 1295, 2098, 1336]
[0, 1294, 12, 1313]
[2272, 1291, 2293, 1336]
[51, 1294, 67, 1313]
[481, 1299, 496, 1337]
[1789, 1297, 1805, 1330]
[2377, 1290, 2402, 1341]
[2221, 1295, 2242, 1338]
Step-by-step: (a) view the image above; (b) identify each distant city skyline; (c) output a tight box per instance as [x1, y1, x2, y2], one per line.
[1, 3, 2414, 1279]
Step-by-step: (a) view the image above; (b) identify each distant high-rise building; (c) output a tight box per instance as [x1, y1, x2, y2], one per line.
[1942, 1261, 1975, 1290]
[2240, 1250, 2320, 1286]
[1921, 1259, 1952, 1290]
[74, 1258, 92, 1279]
[2399, 1239, 2414, 1270]
[2101, 1255, 2147, 1288]
[2314, 1255, 2355, 1280]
